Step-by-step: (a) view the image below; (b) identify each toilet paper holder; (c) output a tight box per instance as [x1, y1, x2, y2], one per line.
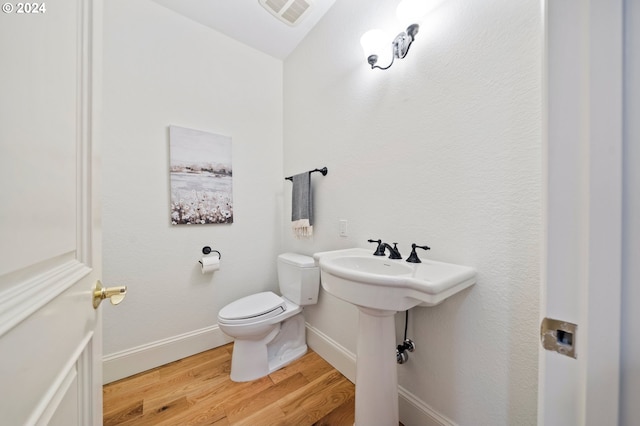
[201, 246, 221, 260]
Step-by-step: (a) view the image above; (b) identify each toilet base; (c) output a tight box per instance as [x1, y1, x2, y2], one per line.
[229, 313, 307, 382]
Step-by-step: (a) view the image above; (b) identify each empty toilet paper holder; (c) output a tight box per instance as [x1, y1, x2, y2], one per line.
[200, 246, 221, 261]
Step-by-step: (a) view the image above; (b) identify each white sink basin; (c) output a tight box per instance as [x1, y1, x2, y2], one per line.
[314, 247, 476, 311]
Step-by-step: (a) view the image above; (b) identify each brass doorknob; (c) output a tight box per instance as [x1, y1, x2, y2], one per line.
[93, 280, 127, 309]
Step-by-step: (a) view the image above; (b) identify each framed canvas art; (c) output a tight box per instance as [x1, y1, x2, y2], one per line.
[169, 126, 233, 225]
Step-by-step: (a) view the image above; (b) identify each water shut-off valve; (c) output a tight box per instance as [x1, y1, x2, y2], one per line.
[396, 339, 416, 364]
[396, 309, 415, 364]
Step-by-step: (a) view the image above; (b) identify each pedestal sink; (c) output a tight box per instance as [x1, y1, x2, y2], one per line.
[313, 248, 476, 426]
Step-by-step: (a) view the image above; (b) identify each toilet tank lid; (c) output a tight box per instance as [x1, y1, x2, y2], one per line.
[218, 291, 286, 321]
[278, 253, 316, 268]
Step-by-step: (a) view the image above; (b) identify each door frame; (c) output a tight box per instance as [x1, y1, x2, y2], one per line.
[539, 0, 623, 424]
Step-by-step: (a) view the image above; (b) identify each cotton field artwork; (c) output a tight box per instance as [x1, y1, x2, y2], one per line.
[169, 126, 233, 225]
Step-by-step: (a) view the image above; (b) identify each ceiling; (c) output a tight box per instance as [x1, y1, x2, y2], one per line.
[151, 0, 337, 59]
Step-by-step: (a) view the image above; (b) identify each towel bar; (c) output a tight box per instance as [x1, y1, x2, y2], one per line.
[285, 167, 328, 181]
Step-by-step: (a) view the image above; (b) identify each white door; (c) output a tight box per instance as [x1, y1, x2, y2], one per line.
[0, 0, 106, 424]
[539, 0, 623, 425]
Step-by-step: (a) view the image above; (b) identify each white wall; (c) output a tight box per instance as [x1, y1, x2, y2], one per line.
[621, 0, 640, 423]
[283, 0, 541, 425]
[101, 0, 283, 375]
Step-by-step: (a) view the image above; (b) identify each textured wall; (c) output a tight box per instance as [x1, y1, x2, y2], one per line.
[622, 0, 640, 423]
[283, 0, 541, 424]
[101, 0, 283, 355]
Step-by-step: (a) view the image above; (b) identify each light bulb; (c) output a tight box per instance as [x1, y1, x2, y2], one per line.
[360, 29, 388, 60]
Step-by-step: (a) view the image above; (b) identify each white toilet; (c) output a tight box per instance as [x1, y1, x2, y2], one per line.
[217, 253, 320, 382]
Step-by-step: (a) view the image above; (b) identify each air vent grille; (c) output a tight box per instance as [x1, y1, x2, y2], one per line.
[259, 0, 313, 26]
[265, 0, 288, 13]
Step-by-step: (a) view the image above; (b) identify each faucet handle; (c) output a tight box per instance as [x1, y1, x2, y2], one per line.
[406, 243, 431, 263]
[367, 239, 385, 256]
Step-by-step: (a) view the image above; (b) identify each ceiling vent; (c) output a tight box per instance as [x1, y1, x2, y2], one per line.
[259, 0, 313, 26]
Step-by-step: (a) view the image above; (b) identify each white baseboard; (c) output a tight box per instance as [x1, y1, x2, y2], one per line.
[398, 386, 458, 426]
[305, 323, 457, 426]
[102, 324, 232, 384]
[305, 322, 356, 382]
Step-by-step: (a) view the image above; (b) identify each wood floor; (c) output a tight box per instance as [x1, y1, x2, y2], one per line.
[103, 343, 356, 425]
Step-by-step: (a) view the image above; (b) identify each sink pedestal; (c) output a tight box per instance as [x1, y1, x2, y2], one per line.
[355, 307, 398, 426]
[314, 247, 477, 426]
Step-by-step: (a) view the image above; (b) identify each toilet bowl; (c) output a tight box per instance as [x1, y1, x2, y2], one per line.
[217, 253, 320, 382]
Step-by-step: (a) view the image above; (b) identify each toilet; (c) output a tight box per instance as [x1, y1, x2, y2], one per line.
[217, 253, 320, 382]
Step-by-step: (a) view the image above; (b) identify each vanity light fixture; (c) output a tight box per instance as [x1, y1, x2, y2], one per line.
[360, 24, 420, 70]
[360, 0, 429, 70]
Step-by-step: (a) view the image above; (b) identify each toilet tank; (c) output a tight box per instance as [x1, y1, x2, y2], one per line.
[277, 253, 320, 306]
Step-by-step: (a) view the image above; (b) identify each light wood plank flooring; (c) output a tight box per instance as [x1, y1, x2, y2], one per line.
[103, 343, 356, 425]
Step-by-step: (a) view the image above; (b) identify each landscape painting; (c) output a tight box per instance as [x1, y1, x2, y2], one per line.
[169, 126, 233, 225]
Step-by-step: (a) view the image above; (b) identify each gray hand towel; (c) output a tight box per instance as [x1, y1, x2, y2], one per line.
[291, 172, 313, 238]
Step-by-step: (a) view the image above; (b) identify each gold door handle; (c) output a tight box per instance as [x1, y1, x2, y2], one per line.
[93, 280, 127, 309]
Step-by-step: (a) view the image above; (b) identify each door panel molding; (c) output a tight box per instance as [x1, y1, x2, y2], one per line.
[29, 332, 94, 425]
[0, 259, 91, 338]
[0, 0, 98, 338]
[0, 0, 90, 279]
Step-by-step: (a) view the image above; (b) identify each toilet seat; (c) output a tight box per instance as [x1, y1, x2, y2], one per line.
[218, 291, 287, 325]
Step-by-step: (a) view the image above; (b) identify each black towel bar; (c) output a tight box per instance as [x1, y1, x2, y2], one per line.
[285, 167, 328, 181]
